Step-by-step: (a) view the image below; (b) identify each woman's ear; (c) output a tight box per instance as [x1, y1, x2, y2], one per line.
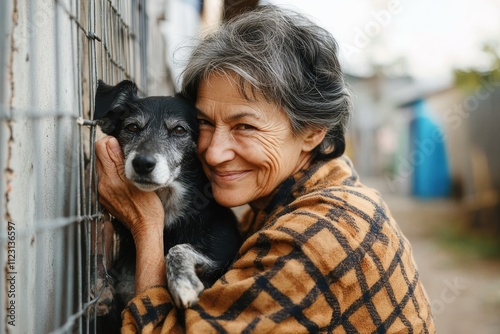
[301, 127, 327, 152]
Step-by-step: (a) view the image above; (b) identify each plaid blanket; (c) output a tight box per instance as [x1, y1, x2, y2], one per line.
[122, 156, 435, 333]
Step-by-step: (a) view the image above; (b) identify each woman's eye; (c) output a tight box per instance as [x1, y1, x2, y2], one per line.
[125, 123, 140, 133]
[235, 124, 255, 130]
[197, 118, 212, 126]
[172, 126, 187, 136]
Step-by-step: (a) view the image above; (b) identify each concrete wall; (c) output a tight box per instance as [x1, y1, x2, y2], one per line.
[0, 0, 168, 332]
[1, 1, 78, 332]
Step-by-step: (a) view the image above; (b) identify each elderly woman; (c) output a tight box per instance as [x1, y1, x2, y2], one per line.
[96, 5, 434, 333]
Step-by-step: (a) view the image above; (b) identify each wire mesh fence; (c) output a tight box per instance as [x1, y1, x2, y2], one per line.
[0, 0, 157, 332]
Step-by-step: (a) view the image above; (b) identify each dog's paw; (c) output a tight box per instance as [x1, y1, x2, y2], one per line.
[168, 273, 205, 308]
[89, 277, 115, 317]
[166, 244, 215, 308]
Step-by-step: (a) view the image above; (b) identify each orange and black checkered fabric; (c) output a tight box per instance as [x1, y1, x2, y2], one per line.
[122, 156, 435, 333]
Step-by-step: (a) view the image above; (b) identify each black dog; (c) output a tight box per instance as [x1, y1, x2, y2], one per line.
[92, 80, 241, 331]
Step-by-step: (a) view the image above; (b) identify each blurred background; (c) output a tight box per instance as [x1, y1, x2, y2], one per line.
[1, 0, 498, 332]
[151, 0, 500, 332]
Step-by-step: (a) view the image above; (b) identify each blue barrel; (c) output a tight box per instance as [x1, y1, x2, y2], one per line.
[410, 99, 451, 198]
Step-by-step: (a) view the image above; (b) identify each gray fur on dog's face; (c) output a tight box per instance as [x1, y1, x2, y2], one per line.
[116, 102, 197, 192]
[94, 80, 199, 193]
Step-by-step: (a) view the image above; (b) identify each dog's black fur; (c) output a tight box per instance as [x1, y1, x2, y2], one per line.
[92, 80, 241, 332]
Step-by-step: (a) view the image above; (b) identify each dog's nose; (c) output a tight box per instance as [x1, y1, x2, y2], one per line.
[132, 155, 156, 175]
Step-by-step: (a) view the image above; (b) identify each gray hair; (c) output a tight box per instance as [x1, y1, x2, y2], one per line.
[181, 5, 351, 160]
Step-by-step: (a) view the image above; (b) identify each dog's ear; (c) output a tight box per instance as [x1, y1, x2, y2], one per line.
[94, 80, 138, 134]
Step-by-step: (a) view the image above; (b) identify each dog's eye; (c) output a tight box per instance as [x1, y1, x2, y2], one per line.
[172, 126, 187, 136]
[125, 123, 140, 133]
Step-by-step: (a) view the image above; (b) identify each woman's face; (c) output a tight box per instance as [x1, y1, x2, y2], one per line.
[195, 73, 322, 208]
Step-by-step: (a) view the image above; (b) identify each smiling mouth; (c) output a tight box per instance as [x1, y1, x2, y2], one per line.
[211, 170, 249, 182]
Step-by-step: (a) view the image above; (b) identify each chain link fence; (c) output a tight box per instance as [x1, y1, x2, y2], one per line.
[0, 0, 167, 332]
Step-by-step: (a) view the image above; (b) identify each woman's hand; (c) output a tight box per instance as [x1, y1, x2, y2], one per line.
[95, 136, 167, 292]
[95, 136, 165, 239]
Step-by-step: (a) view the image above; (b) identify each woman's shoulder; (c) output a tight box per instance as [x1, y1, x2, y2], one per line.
[264, 157, 404, 255]
[242, 156, 400, 248]
[270, 181, 393, 242]
[281, 156, 391, 226]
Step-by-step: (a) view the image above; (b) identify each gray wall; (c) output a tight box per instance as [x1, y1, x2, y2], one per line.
[0, 0, 166, 332]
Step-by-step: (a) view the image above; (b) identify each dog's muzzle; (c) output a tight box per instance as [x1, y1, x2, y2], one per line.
[125, 152, 178, 191]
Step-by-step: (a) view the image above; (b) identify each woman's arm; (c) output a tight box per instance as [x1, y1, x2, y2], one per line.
[95, 136, 166, 292]
[133, 229, 166, 293]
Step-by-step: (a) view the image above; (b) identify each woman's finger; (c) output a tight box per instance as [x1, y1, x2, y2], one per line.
[95, 136, 127, 218]
[104, 136, 127, 181]
[95, 136, 114, 179]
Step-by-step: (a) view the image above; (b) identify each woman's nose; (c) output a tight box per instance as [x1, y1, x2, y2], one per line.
[202, 129, 236, 166]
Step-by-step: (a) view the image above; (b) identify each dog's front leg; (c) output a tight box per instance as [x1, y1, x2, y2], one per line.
[166, 244, 215, 308]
